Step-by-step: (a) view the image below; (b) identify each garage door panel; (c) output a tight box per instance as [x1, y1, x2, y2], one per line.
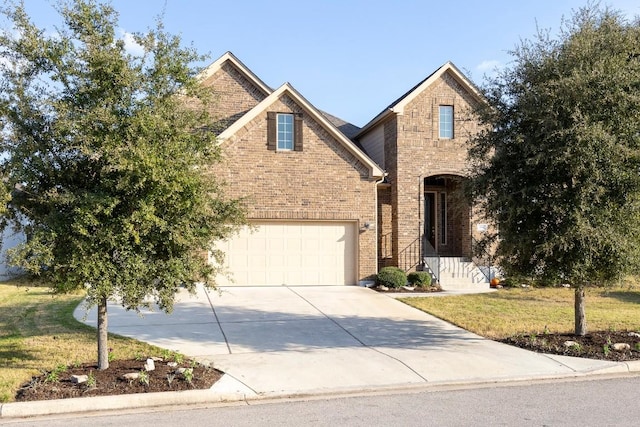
[213, 221, 357, 286]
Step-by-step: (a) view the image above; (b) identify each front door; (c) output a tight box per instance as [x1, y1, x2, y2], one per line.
[424, 192, 436, 252]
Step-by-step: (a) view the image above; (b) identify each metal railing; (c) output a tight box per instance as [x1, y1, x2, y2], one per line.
[422, 239, 440, 283]
[398, 237, 421, 272]
[472, 237, 494, 281]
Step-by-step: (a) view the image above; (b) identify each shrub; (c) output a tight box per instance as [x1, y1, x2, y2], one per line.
[407, 271, 432, 287]
[376, 267, 407, 288]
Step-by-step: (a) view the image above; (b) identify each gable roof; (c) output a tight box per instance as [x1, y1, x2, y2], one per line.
[355, 61, 483, 138]
[199, 51, 272, 97]
[218, 83, 384, 179]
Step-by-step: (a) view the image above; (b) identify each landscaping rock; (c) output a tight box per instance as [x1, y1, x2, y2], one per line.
[628, 332, 640, 338]
[175, 367, 193, 378]
[402, 286, 415, 291]
[564, 340, 579, 348]
[377, 285, 389, 291]
[167, 361, 178, 368]
[70, 375, 87, 384]
[144, 358, 155, 371]
[613, 343, 631, 352]
[122, 372, 140, 381]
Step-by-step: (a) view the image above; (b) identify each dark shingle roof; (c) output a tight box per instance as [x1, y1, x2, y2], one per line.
[320, 111, 362, 140]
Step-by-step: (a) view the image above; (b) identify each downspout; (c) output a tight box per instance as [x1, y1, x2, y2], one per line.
[374, 172, 388, 275]
[418, 174, 423, 268]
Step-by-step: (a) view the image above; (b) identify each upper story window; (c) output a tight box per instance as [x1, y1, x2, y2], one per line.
[439, 105, 454, 139]
[267, 111, 303, 151]
[277, 113, 294, 150]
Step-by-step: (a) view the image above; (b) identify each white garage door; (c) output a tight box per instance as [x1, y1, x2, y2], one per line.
[213, 221, 357, 286]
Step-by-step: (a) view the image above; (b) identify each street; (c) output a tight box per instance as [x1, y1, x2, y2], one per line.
[5, 374, 640, 426]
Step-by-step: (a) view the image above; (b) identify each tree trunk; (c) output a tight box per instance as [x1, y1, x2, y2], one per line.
[97, 296, 109, 370]
[574, 285, 587, 336]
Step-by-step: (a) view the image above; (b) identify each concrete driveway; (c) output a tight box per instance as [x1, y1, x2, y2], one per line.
[75, 285, 632, 398]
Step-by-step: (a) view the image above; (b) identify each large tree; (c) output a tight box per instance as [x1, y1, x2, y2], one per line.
[0, 0, 245, 368]
[468, 5, 640, 336]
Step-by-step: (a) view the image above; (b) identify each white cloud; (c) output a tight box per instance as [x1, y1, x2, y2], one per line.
[119, 29, 145, 57]
[476, 59, 504, 78]
[476, 60, 502, 73]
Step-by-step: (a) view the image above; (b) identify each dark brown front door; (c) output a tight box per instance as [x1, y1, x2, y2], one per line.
[424, 192, 436, 250]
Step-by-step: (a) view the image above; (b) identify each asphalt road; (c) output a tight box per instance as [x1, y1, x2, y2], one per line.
[6, 374, 640, 426]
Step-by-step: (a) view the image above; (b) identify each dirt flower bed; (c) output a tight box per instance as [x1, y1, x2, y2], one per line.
[501, 330, 640, 361]
[15, 358, 223, 402]
[373, 285, 443, 293]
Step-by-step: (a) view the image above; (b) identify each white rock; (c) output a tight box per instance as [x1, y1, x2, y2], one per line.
[167, 362, 178, 368]
[151, 356, 164, 362]
[122, 372, 140, 380]
[71, 375, 88, 384]
[613, 343, 631, 351]
[377, 285, 389, 291]
[564, 340, 579, 348]
[144, 358, 155, 371]
[627, 332, 640, 338]
[402, 286, 415, 291]
[175, 367, 186, 375]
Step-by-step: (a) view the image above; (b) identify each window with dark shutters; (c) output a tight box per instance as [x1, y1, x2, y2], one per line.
[267, 112, 303, 151]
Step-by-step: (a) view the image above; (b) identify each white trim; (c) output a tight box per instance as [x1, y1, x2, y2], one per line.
[218, 83, 385, 179]
[198, 51, 272, 96]
[356, 62, 483, 139]
[391, 62, 482, 114]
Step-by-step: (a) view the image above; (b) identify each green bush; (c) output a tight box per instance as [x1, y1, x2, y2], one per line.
[407, 271, 432, 287]
[376, 267, 407, 288]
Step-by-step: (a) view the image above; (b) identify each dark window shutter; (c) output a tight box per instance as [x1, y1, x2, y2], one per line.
[267, 112, 276, 150]
[294, 113, 303, 151]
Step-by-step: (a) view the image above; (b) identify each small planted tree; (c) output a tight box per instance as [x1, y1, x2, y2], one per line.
[0, 0, 245, 369]
[468, 5, 640, 335]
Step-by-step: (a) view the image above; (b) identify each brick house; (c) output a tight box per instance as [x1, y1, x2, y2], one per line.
[205, 52, 488, 289]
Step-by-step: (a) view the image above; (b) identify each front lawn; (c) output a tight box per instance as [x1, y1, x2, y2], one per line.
[400, 286, 640, 339]
[0, 279, 164, 402]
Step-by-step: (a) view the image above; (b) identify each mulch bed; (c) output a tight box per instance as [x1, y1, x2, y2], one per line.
[501, 330, 640, 361]
[372, 285, 443, 293]
[15, 358, 223, 402]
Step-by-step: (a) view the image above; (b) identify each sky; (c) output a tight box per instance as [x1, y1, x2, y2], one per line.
[9, 0, 640, 127]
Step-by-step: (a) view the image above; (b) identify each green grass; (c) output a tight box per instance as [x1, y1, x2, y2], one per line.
[401, 286, 640, 340]
[0, 278, 165, 403]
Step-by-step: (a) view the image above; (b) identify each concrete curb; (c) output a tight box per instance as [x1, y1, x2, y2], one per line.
[2, 363, 640, 419]
[0, 388, 248, 419]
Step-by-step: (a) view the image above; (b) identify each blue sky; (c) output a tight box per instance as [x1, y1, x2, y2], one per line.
[13, 0, 640, 126]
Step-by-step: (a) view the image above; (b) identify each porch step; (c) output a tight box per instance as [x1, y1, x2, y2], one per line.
[427, 256, 490, 291]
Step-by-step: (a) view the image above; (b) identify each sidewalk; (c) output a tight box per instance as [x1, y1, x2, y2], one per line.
[2, 285, 639, 418]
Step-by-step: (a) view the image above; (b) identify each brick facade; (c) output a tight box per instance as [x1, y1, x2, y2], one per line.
[205, 58, 380, 282]
[201, 53, 482, 282]
[200, 61, 268, 131]
[359, 66, 482, 271]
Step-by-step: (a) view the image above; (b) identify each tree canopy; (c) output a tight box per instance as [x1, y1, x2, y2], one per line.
[0, 0, 245, 368]
[468, 5, 640, 333]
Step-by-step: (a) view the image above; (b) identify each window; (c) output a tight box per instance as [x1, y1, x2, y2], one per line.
[439, 105, 453, 139]
[267, 112, 303, 151]
[439, 192, 447, 245]
[277, 113, 294, 150]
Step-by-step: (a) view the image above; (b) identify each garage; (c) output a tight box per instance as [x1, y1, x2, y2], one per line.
[212, 221, 358, 286]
